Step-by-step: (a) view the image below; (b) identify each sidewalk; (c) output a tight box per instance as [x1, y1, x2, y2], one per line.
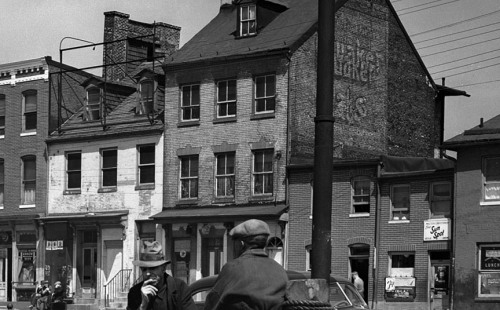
[0, 301, 32, 310]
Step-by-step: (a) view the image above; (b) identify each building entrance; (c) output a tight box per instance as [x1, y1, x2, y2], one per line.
[430, 252, 450, 310]
[349, 244, 369, 302]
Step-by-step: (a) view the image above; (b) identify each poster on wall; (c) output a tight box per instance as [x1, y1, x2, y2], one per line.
[385, 277, 416, 301]
[434, 266, 449, 294]
[18, 249, 36, 284]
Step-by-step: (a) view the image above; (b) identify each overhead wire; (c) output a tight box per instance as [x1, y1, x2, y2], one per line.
[397, 0, 446, 12]
[430, 54, 500, 75]
[417, 27, 500, 50]
[399, 0, 458, 16]
[421, 36, 500, 57]
[414, 21, 500, 44]
[427, 48, 500, 68]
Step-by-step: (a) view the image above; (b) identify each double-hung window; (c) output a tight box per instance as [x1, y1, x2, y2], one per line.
[180, 156, 198, 199]
[478, 244, 500, 298]
[181, 84, 200, 122]
[66, 152, 81, 191]
[0, 159, 4, 206]
[22, 156, 36, 205]
[391, 184, 410, 221]
[0, 95, 5, 136]
[85, 87, 101, 121]
[430, 182, 451, 217]
[217, 80, 236, 118]
[139, 80, 155, 115]
[254, 75, 275, 114]
[215, 153, 235, 198]
[352, 176, 370, 214]
[138, 145, 155, 185]
[483, 157, 500, 203]
[22, 90, 37, 132]
[252, 149, 273, 195]
[240, 4, 257, 36]
[101, 148, 117, 188]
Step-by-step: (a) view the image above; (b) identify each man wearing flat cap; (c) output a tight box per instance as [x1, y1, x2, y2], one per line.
[127, 241, 196, 310]
[204, 219, 288, 310]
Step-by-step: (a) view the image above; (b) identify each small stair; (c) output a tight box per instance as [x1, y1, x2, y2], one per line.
[105, 291, 127, 310]
[67, 298, 98, 310]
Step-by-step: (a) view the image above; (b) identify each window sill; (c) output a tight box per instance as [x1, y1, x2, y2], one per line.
[212, 197, 235, 204]
[20, 132, 36, 137]
[250, 113, 275, 121]
[388, 220, 410, 224]
[474, 297, 500, 302]
[0, 135, 4, 139]
[135, 184, 155, 191]
[19, 204, 35, 209]
[176, 199, 199, 206]
[98, 187, 117, 193]
[64, 189, 81, 195]
[177, 120, 200, 128]
[480, 201, 500, 206]
[213, 117, 237, 124]
[248, 195, 274, 203]
[0, 205, 3, 210]
[349, 213, 370, 218]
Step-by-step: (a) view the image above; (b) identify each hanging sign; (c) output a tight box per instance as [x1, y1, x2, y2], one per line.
[46, 240, 64, 250]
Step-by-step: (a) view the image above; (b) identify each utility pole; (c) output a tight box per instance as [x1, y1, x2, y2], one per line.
[311, 0, 335, 282]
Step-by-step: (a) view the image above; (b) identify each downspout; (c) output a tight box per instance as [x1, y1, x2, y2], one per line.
[284, 51, 292, 270]
[372, 160, 382, 309]
[438, 78, 446, 158]
[450, 156, 457, 310]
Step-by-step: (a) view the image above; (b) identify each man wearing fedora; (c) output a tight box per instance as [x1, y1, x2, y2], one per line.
[127, 241, 196, 310]
[204, 219, 288, 310]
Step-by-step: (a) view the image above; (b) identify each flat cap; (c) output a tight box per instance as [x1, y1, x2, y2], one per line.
[229, 219, 270, 239]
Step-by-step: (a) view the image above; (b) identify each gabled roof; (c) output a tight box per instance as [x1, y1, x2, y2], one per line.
[442, 114, 500, 149]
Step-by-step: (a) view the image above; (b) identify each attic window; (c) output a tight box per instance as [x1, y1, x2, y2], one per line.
[138, 80, 155, 115]
[240, 4, 257, 37]
[84, 87, 101, 121]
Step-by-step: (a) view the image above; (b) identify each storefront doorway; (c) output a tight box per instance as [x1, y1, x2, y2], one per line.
[349, 244, 370, 302]
[0, 248, 11, 301]
[201, 237, 223, 277]
[79, 231, 97, 298]
[430, 252, 450, 310]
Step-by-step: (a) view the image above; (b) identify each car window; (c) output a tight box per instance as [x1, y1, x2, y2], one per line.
[329, 282, 351, 307]
[192, 289, 209, 303]
[337, 282, 368, 308]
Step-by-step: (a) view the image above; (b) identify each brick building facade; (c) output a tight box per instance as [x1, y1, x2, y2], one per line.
[287, 156, 454, 310]
[0, 57, 90, 302]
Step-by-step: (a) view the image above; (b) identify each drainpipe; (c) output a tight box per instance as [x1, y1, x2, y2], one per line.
[372, 160, 382, 309]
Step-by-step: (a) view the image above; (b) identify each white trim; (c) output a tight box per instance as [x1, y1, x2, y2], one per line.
[0, 135, 4, 139]
[0, 205, 4, 210]
[19, 204, 36, 209]
[20, 132, 37, 137]
[480, 201, 500, 206]
[349, 213, 370, 218]
[388, 220, 410, 224]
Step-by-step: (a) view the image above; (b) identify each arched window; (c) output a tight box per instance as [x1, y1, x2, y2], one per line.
[267, 237, 283, 265]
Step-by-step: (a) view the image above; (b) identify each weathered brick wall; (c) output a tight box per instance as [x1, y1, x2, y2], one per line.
[103, 11, 180, 81]
[164, 56, 289, 208]
[289, 0, 439, 160]
[452, 145, 500, 310]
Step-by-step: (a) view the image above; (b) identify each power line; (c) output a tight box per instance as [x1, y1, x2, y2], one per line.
[430, 54, 500, 75]
[451, 79, 500, 88]
[418, 27, 500, 49]
[421, 36, 500, 57]
[427, 48, 500, 68]
[414, 21, 500, 44]
[399, 0, 458, 16]
[409, 9, 500, 37]
[437, 61, 500, 79]
[398, 0, 445, 12]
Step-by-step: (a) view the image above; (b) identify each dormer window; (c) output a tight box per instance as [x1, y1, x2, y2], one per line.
[138, 79, 155, 115]
[84, 87, 102, 121]
[240, 4, 257, 37]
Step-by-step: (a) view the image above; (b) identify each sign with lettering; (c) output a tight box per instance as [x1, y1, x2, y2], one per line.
[481, 246, 500, 270]
[423, 219, 450, 241]
[485, 182, 500, 200]
[46, 240, 64, 251]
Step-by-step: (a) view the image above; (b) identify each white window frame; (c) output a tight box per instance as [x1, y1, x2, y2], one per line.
[137, 145, 155, 186]
[430, 181, 451, 217]
[478, 244, 500, 298]
[0, 159, 4, 207]
[21, 156, 36, 205]
[66, 151, 82, 191]
[240, 4, 257, 37]
[215, 153, 235, 198]
[482, 157, 500, 203]
[138, 79, 156, 115]
[390, 184, 410, 221]
[22, 90, 37, 132]
[179, 155, 199, 199]
[252, 149, 273, 196]
[100, 148, 117, 188]
[216, 79, 237, 118]
[254, 75, 276, 114]
[84, 87, 102, 121]
[389, 252, 415, 277]
[351, 176, 370, 215]
[0, 95, 5, 137]
[181, 84, 200, 122]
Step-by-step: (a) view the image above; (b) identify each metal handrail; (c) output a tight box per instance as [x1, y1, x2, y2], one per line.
[103, 269, 132, 307]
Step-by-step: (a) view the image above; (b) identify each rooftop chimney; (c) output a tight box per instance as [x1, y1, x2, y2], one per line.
[479, 118, 484, 128]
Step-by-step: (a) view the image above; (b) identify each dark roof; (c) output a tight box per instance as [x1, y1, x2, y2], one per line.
[435, 84, 470, 97]
[380, 155, 454, 177]
[130, 60, 165, 78]
[47, 90, 163, 143]
[442, 114, 500, 149]
[165, 0, 323, 66]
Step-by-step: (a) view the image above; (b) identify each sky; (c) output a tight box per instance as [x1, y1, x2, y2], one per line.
[1, 0, 499, 141]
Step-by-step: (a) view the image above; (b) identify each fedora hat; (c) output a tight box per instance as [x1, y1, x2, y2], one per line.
[133, 241, 171, 268]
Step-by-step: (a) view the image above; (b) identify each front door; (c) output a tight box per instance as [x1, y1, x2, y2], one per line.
[82, 247, 97, 289]
[201, 237, 223, 277]
[430, 252, 451, 310]
[0, 250, 7, 301]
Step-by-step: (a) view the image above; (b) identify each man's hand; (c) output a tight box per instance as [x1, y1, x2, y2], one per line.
[139, 279, 158, 310]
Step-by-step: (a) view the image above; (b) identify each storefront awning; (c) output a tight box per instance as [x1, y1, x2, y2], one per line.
[38, 211, 128, 223]
[150, 204, 287, 223]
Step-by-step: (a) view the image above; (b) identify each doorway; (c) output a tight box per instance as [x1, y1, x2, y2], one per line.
[79, 230, 97, 297]
[349, 244, 370, 302]
[430, 251, 450, 310]
[201, 237, 223, 277]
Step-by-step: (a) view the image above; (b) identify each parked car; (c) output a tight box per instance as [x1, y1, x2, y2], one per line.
[187, 270, 370, 309]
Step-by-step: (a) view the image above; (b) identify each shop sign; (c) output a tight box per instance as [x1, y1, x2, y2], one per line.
[46, 240, 64, 251]
[423, 218, 450, 241]
[385, 277, 416, 301]
[480, 246, 500, 270]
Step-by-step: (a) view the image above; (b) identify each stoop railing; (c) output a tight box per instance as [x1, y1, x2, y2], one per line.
[104, 269, 132, 307]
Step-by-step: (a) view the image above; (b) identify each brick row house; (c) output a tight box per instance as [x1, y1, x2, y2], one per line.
[151, 0, 466, 304]
[0, 57, 91, 302]
[442, 116, 500, 309]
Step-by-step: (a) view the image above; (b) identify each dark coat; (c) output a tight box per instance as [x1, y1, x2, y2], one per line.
[204, 249, 288, 310]
[127, 274, 196, 310]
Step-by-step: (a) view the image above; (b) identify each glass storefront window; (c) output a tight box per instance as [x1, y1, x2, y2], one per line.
[478, 245, 500, 297]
